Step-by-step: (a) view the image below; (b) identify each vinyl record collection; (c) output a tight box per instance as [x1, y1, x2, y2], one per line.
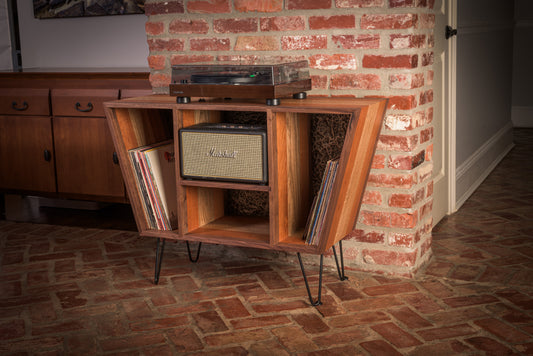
[303, 159, 339, 245]
[129, 141, 178, 231]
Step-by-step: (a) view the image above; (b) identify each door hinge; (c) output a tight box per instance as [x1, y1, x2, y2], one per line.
[445, 25, 458, 39]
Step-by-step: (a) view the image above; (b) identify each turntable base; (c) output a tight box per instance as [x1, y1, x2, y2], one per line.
[170, 78, 311, 106]
[169, 61, 312, 105]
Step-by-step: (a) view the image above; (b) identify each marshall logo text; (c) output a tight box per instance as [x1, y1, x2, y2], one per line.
[207, 147, 238, 159]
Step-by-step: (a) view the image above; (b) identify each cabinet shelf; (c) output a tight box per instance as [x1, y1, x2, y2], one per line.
[179, 179, 270, 192]
[186, 215, 270, 243]
[105, 95, 387, 255]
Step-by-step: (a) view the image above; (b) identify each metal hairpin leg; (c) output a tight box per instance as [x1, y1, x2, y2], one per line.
[154, 239, 201, 284]
[297, 240, 348, 306]
[297, 253, 324, 306]
[154, 238, 166, 285]
[332, 240, 348, 281]
[186, 241, 202, 263]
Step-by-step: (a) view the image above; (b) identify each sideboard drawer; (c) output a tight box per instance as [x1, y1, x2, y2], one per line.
[0, 88, 50, 116]
[51, 89, 119, 117]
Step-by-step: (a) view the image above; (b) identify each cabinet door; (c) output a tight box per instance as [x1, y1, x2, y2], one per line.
[54, 116, 125, 198]
[0, 116, 56, 192]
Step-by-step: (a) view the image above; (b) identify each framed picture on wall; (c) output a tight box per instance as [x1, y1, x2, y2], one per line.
[33, 0, 145, 19]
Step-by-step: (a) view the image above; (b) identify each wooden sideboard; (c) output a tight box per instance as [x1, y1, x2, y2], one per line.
[0, 71, 152, 203]
[104, 95, 387, 304]
[105, 95, 387, 253]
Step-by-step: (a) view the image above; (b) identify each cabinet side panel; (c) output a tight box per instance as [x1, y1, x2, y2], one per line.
[270, 112, 288, 244]
[184, 187, 224, 231]
[114, 108, 141, 150]
[286, 112, 311, 238]
[177, 110, 222, 236]
[319, 101, 387, 252]
[270, 111, 311, 244]
[115, 108, 172, 150]
[135, 109, 173, 147]
[106, 107, 147, 231]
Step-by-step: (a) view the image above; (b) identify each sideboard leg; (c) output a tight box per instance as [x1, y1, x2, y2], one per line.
[332, 240, 349, 281]
[297, 253, 323, 306]
[186, 241, 202, 263]
[154, 238, 166, 285]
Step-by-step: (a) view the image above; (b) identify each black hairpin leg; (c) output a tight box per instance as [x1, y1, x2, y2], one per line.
[154, 238, 166, 285]
[332, 240, 348, 281]
[186, 241, 202, 263]
[297, 252, 323, 306]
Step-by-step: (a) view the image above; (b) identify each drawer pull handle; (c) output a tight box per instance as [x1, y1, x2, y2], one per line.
[75, 102, 93, 112]
[113, 151, 119, 165]
[12, 101, 29, 111]
[44, 149, 52, 162]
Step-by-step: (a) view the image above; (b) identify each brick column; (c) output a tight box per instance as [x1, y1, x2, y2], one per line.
[144, 0, 435, 276]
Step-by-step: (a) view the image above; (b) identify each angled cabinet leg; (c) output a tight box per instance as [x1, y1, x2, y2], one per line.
[154, 238, 166, 285]
[297, 253, 324, 306]
[332, 240, 348, 281]
[186, 241, 202, 263]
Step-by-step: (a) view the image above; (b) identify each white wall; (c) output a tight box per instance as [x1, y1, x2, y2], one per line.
[16, 0, 149, 70]
[512, 0, 533, 128]
[0, 0, 13, 70]
[455, 0, 515, 208]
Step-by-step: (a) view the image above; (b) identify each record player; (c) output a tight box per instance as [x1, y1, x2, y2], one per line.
[169, 61, 311, 106]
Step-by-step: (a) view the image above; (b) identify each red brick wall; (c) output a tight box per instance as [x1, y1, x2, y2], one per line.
[144, 0, 435, 276]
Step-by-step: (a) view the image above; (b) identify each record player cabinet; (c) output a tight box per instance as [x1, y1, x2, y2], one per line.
[104, 95, 387, 302]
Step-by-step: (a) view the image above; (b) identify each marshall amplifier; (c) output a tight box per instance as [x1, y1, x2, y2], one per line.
[179, 123, 268, 184]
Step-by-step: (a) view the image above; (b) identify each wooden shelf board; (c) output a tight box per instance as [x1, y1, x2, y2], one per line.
[106, 95, 378, 115]
[179, 179, 270, 192]
[187, 215, 270, 242]
[141, 223, 319, 254]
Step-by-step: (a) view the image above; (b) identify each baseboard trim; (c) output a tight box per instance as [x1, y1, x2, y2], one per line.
[456, 123, 514, 210]
[512, 106, 533, 128]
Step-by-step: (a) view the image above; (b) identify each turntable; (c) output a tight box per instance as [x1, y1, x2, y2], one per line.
[169, 61, 312, 106]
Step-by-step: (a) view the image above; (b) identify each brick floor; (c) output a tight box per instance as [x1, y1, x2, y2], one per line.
[0, 129, 532, 355]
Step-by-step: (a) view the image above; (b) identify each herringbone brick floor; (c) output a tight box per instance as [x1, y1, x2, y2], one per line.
[1, 129, 532, 355]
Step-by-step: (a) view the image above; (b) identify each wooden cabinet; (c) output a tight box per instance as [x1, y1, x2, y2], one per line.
[0, 88, 55, 193]
[0, 116, 55, 192]
[0, 71, 151, 202]
[105, 95, 388, 255]
[53, 116, 125, 198]
[51, 88, 125, 198]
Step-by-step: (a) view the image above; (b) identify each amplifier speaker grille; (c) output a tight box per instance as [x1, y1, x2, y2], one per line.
[179, 125, 267, 183]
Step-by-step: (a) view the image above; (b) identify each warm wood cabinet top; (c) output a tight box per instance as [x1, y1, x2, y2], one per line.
[111, 94, 386, 114]
[0, 70, 151, 90]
